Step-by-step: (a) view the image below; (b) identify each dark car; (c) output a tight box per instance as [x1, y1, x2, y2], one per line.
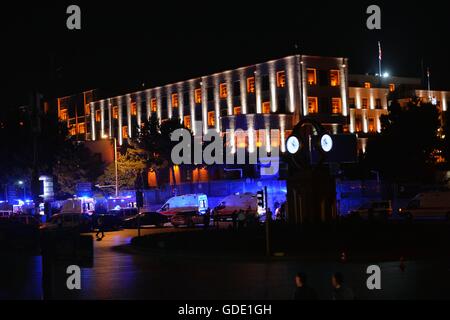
[109, 208, 139, 221]
[9, 215, 41, 227]
[92, 214, 122, 231]
[171, 211, 204, 227]
[122, 212, 169, 228]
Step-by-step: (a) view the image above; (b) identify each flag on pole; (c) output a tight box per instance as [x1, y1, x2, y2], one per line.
[378, 41, 382, 61]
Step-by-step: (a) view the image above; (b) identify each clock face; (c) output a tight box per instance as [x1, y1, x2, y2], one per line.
[286, 136, 300, 154]
[320, 134, 333, 153]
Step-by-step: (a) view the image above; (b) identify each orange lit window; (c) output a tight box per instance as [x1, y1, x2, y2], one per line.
[151, 99, 157, 112]
[172, 93, 179, 108]
[234, 106, 242, 115]
[389, 83, 395, 92]
[113, 107, 119, 119]
[276, 71, 286, 88]
[60, 109, 68, 121]
[262, 102, 271, 114]
[364, 82, 371, 89]
[369, 118, 375, 133]
[362, 98, 368, 109]
[330, 70, 340, 86]
[78, 123, 86, 134]
[307, 69, 317, 85]
[208, 111, 215, 127]
[95, 110, 101, 122]
[69, 126, 76, 136]
[131, 102, 137, 116]
[247, 77, 255, 93]
[122, 126, 128, 139]
[332, 98, 342, 114]
[308, 97, 318, 114]
[355, 118, 362, 132]
[195, 89, 202, 104]
[220, 83, 228, 99]
[184, 116, 191, 129]
[85, 104, 91, 115]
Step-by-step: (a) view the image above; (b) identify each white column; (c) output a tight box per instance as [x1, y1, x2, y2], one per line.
[100, 100, 105, 138]
[156, 88, 162, 122]
[340, 62, 349, 116]
[213, 75, 221, 133]
[136, 93, 142, 128]
[145, 90, 152, 120]
[255, 65, 262, 114]
[286, 56, 296, 113]
[239, 69, 248, 114]
[118, 97, 123, 145]
[201, 77, 208, 135]
[189, 81, 197, 136]
[126, 94, 132, 138]
[350, 109, 355, 134]
[280, 115, 286, 153]
[177, 84, 184, 121]
[269, 61, 277, 112]
[108, 99, 112, 138]
[166, 86, 173, 119]
[301, 60, 308, 116]
[90, 102, 96, 141]
[226, 71, 233, 116]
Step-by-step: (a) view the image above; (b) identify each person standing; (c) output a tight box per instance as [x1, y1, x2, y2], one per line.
[293, 272, 318, 300]
[331, 272, 355, 300]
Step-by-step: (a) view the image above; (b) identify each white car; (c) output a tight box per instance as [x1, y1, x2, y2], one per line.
[400, 191, 450, 220]
[158, 194, 208, 216]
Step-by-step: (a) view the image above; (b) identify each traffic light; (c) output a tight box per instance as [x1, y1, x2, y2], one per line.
[257, 190, 265, 208]
[136, 190, 144, 208]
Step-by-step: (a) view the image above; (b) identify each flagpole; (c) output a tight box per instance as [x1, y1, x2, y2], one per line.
[427, 67, 431, 99]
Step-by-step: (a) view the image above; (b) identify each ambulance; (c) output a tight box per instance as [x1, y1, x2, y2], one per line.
[158, 194, 208, 216]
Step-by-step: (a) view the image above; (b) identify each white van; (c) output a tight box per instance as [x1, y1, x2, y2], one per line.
[213, 193, 262, 220]
[40, 212, 92, 232]
[400, 191, 450, 220]
[61, 197, 95, 216]
[158, 194, 208, 216]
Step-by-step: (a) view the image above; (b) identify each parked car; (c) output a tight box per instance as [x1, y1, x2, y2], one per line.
[158, 194, 208, 216]
[92, 214, 122, 231]
[348, 201, 393, 220]
[171, 211, 204, 227]
[9, 214, 41, 228]
[122, 212, 169, 228]
[399, 191, 450, 220]
[109, 208, 139, 221]
[40, 213, 92, 232]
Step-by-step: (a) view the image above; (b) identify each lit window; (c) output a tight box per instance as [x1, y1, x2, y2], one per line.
[131, 102, 137, 116]
[308, 97, 318, 114]
[355, 117, 362, 132]
[332, 98, 342, 114]
[172, 93, 179, 108]
[113, 107, 119, 119]
[362, 98, 368, 109]
[78, 123, 86, 134]
[207, 111, 215, 127]
[276, 71, 286, 88]
[262, 102, 271, 114]
[247, 77, 255, 93]
[234, 106, 242, 115]
[195, 89, 202, 104]
[219, 83, 228, 99]
[122, 126, 128, 139]
[330, 70, 340, 86]
[375, 98, 382, 109]
[369, 118, 375, 133]
[364, 82, 371, 89]
[389, 84, 395, 92]
[307, 69, 317, 85]
[85, 104, 91, 115]
[69, 126, 76, 136]
[348, 98, 356, 108]
[184, 116, 191, 129]
[95, 110, 101, 122]
[151, 99, 157, 112]
[60, 109, 68, 121]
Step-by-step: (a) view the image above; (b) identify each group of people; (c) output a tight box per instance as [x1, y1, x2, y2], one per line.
[294, 272, 355, 300]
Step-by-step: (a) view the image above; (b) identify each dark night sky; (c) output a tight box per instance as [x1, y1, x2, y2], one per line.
[1, 1, 449, 108]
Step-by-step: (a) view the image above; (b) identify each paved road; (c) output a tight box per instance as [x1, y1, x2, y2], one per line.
[1, 227, 450, 300]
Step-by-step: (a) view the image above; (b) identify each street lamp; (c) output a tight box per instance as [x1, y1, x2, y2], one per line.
[103, 135, 119, 197]
[17, 181, 26, 199]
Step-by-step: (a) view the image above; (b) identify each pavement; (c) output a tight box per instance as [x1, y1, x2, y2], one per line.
[1, 227, 450, 300]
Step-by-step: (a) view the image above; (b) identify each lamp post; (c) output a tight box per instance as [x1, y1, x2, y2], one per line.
[18, 181, 26, 199]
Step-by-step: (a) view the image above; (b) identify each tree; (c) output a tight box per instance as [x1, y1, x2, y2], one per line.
[136, 114, 191, 186]
[97, 147, 147, 192]
[364, 98, 440, 182]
